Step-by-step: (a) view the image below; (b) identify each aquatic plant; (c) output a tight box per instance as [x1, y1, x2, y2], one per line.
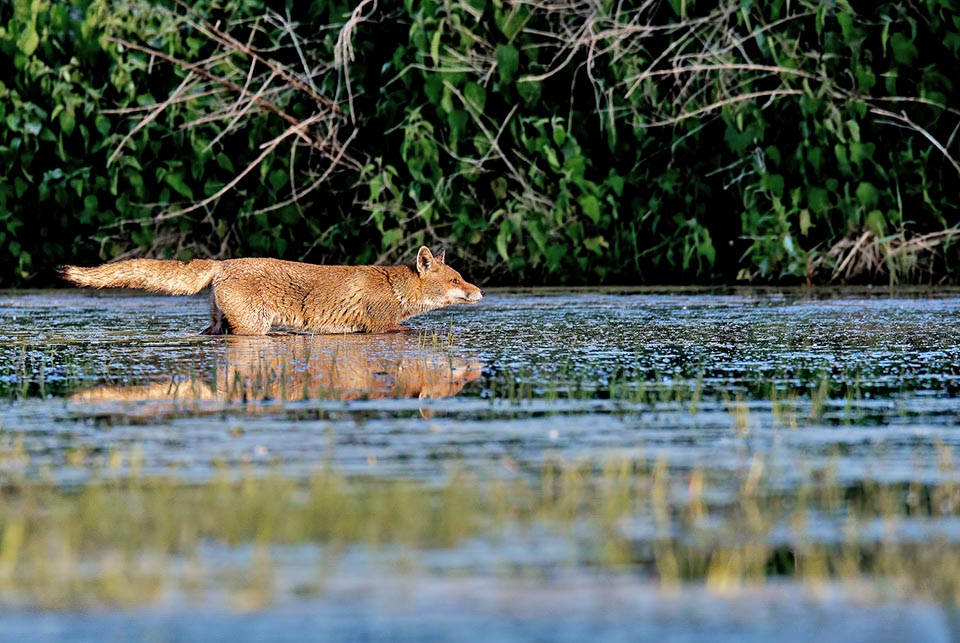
[0, 448, 958, 609]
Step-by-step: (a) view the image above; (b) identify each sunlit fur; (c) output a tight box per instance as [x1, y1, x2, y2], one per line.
[61, 246, 483, 335]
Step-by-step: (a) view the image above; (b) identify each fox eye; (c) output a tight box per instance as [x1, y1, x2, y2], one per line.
[451, 278, 461, 285]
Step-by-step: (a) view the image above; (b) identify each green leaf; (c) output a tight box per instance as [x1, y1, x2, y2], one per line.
[424, 74, 443, 103]
[763, 174, 785, 198]
[14, 178, 29, 199]
[846, 120, 861, 143]
[764, 145, 781, 167]
[836, 12, 858, 42]
[430, 20, 444, 67]
[856, 67, 876, 92]
[849, 141, 875, 166]
[490, 177, 508, 200]
[807, 187, 830, 214]
[215, 153, 235, 173]
[583, 235, 609, 255]
[516, 80, 540, 106]
[268, 169, 287, 191]
[799, 209, 812, 236]
[59, 107, 76, 136]
[578, 195, 602, 224]
[496, 44, 519, 85]
[865, 210, 886, 236]
[541, 244, 562, 271]
[856, 181, 879, 209]
[833, 144, 851, 175]
[698, 234, 716, 266]
[464, 82, 486, 111]
[496, 4, 529, 39]
[563, 154, 585, 180]
[552, 124, 565, 147]
[889, 32, 918, 65]
[95, 114, 111, 136]
[526, 220, 546, 253]
[464, 0, 487, 14]
[544, 146, 560, 169]
[440, 86, 454, 114]
[127, 171, 144, 196]
[496, 220, 511, 261]
[16, 0, 41, 56]
[18, 26, 39, 56]
[806, 146, 823, 173]
[945, 31, 960, 55]
[604, 172, 625, 197]
[382, 227, 404, 250]
[164, 173, 194, 199]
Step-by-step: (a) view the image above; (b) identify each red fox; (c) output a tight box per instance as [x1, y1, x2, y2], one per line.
[61, 246, 484, 335]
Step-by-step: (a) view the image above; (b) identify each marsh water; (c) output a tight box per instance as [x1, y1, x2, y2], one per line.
[1, 288, 960, 641]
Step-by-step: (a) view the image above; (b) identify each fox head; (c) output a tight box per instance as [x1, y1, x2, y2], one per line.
[415, 246, 484, 310]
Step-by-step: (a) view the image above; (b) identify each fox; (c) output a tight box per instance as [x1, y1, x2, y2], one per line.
[60, 246, 484, 335]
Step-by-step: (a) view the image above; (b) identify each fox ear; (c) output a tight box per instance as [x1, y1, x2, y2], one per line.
[416, 246, 434, 274]
[433, 247, 445, 264]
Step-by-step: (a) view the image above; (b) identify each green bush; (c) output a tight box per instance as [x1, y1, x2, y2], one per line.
[1, 0, 958, 286]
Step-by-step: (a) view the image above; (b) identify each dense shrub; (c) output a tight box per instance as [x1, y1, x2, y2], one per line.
[2, 0, 958, 286]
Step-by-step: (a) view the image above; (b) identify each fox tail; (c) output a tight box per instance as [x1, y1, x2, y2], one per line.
[60, 259, 220, 295]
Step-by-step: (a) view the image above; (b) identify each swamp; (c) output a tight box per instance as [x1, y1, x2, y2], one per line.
[0, 288, 958, 641]
[4, 0, 960, 639]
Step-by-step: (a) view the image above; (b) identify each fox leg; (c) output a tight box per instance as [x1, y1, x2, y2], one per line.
[204, 281, 272, 335]
[222, 312, 271, 335]
[201, 288, 231, 335]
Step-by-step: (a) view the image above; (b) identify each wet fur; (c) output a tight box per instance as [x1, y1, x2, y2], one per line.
[61, 247, 483, 335]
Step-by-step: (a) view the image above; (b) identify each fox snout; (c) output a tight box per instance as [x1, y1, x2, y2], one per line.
[465, 284, 484, 301]
[450, 283, 483, 305]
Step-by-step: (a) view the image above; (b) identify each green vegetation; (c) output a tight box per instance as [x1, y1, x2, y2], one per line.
[2, 0, 959, 285]
[1, 449, 958, 609]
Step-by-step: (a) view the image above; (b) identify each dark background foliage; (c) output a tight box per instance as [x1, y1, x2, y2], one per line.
[2, 0, 958, 286]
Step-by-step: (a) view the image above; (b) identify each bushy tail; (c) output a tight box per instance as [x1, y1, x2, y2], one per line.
[60, 259, 220, 295]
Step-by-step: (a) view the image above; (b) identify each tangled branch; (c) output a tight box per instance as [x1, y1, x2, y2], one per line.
[106, 2, 369, 233]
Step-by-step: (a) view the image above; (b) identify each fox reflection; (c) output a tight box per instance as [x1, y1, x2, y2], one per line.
[71, 333, 483, 411]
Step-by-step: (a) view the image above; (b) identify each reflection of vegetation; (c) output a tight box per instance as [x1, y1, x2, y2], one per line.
[1, 450, 958, 609]
[480, 359, 953, 423]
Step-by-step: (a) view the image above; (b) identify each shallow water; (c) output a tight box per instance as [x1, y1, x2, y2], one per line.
[1, 288, 959, 641]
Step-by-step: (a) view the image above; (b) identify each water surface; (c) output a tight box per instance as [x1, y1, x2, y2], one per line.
[0, 288, 958, 641]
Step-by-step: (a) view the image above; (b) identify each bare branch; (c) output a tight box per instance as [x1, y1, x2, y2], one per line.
[870, 107, 960, 178]
[334, 0, 378, 122]
[172, 0, 341, 114]
[107, 73, 197, 166]
[643, 89, 804, 127]
[154, 112, 328, 223]
[106, 36, 318, 146]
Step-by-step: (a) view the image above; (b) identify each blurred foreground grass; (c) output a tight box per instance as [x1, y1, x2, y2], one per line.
[1, 445, 958, 610]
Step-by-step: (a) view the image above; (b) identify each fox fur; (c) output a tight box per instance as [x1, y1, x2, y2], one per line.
[60, 246, 484, 335]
